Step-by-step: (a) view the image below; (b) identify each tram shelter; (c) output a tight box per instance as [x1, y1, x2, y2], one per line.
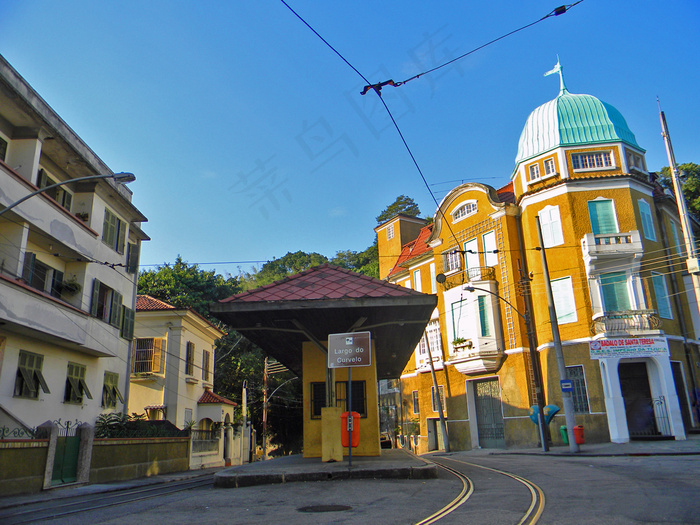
[210, 264, 437, 458]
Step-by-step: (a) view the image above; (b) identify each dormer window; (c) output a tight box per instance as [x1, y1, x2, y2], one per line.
[452, 201, 477, 222]
[572, 151, 613, 171]
[529, 164, 541, 181]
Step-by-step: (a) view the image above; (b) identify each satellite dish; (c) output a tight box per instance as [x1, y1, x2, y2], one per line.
[435, 273, 446, 283]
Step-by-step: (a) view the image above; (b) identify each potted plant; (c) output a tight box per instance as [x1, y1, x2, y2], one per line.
[452, 337, 472, 349]
[58, 277, 82, 295]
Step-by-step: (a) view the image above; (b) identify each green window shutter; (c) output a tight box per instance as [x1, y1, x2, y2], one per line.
[588, 200, 617, 235]
[90, 279, 101, 317]
[126, 243, 139, 274]
[121, 307, 135, 339]
[116, 221, 126, 255]
[638, 200, 656, 241]
[478, 296, 491, 337]
[110, 291, 123, 327]
[103, 209, 116, 247]
[600, 272, 631, 312]
[651, 274, 672, 319]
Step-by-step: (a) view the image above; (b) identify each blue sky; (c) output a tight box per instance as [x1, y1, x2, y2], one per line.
[1, 1, 698, 275]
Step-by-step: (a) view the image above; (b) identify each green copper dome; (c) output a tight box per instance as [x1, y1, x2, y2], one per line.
[515, 70, 641, 164]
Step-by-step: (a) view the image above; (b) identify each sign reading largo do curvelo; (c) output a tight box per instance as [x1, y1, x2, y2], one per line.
[328, 331, 371, 368]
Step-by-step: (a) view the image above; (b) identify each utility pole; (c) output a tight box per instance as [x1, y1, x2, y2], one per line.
[424, 330, 450, 452]
[658, 105, 700, 309]
[262, 357, 268, 460]
[535, 216, 579, 452]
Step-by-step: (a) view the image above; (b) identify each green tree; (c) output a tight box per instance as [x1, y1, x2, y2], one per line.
[137, 257, 303, 453]
[239, 251, 329, 290]
[331, 244, 378, 278]
[660, 163, 700, 221]
[375, 195, 421, 224]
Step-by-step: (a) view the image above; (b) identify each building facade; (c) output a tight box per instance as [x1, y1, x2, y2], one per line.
[0, 54, 149, 431]
[378, 67, 700, 453]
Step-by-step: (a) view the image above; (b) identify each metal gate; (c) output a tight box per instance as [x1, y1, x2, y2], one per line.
[51, 420, 81, 485]
[474, 378, 505, 448]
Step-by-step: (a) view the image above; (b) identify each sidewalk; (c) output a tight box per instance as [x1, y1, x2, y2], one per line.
[2, 435, 698, 507]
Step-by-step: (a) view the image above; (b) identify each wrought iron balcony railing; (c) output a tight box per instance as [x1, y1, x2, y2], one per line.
[591, 310, 661, 335]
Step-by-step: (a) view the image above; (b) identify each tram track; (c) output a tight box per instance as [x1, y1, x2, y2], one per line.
[422, 455, 545, 525]
[0, 475, 214, 524]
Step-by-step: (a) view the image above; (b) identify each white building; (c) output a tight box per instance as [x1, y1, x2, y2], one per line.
[0, 54, 149, 431]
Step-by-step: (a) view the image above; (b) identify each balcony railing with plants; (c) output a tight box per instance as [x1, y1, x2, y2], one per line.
[591, 309, 662, 335]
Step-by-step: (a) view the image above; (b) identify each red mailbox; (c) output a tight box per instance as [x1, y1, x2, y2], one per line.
[341, 411, 360, 448]
[573, 425, 585, 445]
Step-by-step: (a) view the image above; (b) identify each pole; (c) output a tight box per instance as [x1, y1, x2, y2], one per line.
[347, 367, 352, 468]
[659, 106, 700, 312]
[240, 380, 247, 464]
[262, 357, 268, 460]
[424, 331, 449, 452]
[535, 216, 579, 452]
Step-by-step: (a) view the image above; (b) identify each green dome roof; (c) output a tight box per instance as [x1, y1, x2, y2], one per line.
[515, 87, 641, 164]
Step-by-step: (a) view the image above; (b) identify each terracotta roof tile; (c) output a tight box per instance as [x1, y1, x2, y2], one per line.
[496, 181, 516, 204]
[219, 264, 428, 304]
[136, 295, 176, 311]
[387, 224, 434, 278]
[198, 390, 237, 406]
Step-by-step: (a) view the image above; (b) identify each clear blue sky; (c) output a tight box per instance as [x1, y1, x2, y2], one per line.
[2, 1, 698, 275]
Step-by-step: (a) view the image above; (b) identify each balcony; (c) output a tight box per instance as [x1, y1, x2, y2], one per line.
[582, 230, 643, 267]
[448, 340, 504, 375]
[442, 266, 496, 290]
[591, 310, 662, 336]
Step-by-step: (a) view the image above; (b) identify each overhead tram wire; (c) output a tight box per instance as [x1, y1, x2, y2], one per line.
[279, 1, 584, 251]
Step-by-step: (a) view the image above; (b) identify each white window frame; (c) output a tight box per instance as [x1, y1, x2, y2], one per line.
[412, 390, 419, 414]
[431, 385, 446, 413]
[452, 201, 477, 222]
[638, 199, 657, 241]
[529, 163, 541, 181]
[463, 238, 479, 275]
[413, 269, 422, 292]
[387, 224, 394, 240]
[443, 249, 461, 274]
[430, 263, 437, 294]
[483, 231, 498, 268]
[544, 157, 557, 176]
[416, 320, 443, 368]
[571, 151, 614, 171]
[551, 276, 577, 324]
[651, 272, 672, 319]
[538, 205, 564, 247]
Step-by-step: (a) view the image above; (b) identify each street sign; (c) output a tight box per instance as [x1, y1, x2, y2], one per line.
[327, 332, 371, 369]
[560, 379, 573, 392]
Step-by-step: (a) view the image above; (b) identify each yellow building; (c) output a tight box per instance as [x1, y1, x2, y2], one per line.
[378, 64, 699, 452]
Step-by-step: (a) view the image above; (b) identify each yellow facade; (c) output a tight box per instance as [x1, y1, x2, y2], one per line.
[302, 341, 380, 458]
[379, 84, 700, 452]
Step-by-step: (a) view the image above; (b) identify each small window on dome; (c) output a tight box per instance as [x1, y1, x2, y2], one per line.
[452, 201, 477, 221]
[529, 164, 541, 181]
[572, 152, 613, 171]
[544, 158, 556, 176]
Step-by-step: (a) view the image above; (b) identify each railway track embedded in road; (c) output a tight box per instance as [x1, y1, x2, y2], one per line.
[0, 475, 214, 525]
[421, 455, 545, 525]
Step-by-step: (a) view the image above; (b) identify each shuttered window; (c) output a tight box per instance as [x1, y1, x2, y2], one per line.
[551, 276, 577, 324]
[539, 205, 564, 247]
[651, 273, 672, 319]
[102, 371, 124, 408]
[638, 199, 657, 241]
[14, 350, 50, 399]
[64, 362, 92, 404]
[588, 200, 618, 235]
[600, 272, 631, 312]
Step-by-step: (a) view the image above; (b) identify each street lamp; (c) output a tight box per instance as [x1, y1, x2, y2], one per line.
[464, 284, 549, 452]
[0, 172, 136, 217]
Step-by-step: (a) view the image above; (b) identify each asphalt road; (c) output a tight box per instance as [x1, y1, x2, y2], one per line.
[33, 453, 700, 524]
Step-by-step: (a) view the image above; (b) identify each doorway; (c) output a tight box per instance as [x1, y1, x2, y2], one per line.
[474, 378, 505, 448]
[619, 361, 670, 438]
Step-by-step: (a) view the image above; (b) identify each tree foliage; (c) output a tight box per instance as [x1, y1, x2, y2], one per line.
[659, 163, 700, 221]
[375, 195, 421, 224]
[239, 251, 328, 290]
